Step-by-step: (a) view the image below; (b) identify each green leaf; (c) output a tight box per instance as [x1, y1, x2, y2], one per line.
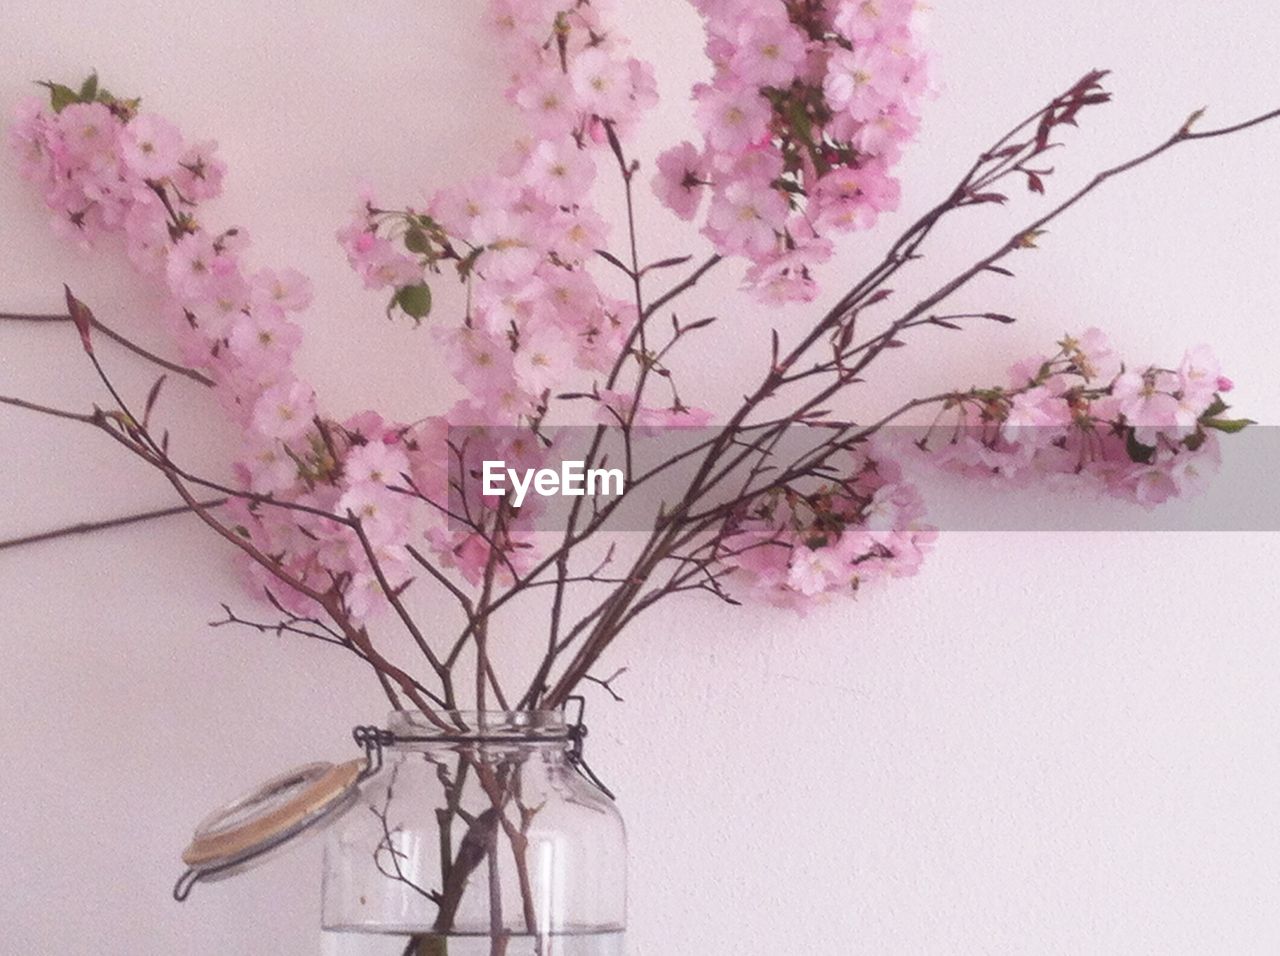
[394, 284, 432, 322]
[1200, 396, 1228, 419]
[1125, 429, 1156, 464]
[37, 80, 80, 113]
[1203, 417, 1254, 434]
[403, 226, 432, 255]
[78, 71, 99, 102]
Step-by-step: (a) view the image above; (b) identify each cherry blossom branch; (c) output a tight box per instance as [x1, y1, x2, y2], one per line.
[347, 512, 457, 707]
[641, 254, 724, 320]
[8, 48, 1278, 727]
[210, 602, 347, 646]
[670, 87, 1280, 525]
[1182, 106, 1280, 140]
[536, 84, 1280, 709]
[1, 387, 457, 721]
[0, 310, 214, 386]
[0, 498, 226, 553]
[583, 667, 627, 703]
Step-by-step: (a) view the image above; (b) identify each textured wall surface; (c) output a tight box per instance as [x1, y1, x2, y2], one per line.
[2, 2, 1279, 953]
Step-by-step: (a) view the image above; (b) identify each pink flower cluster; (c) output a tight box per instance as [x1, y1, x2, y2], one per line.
[9, 85, 319, 441]
[11, 91, 223, 269]
[9, 0, 696, 620]
[721, 450, 935, 610]
[10, 81, 436, 617]
[9, 15, 1249, 625]
[335, 1, 696, 429]
[653, 0, 929, 303]
[916, 330, 1244, 507]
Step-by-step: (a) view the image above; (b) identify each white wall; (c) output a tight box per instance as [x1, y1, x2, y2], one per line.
[2, 1, 1279, 953]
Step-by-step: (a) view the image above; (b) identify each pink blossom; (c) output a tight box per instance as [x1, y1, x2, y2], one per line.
[226, 308, 303, 376]
[10, 97, 52, 181]
[338, 480, 405, 532]
[337, 221, 420, 290]
[547, 206, 608, 263]
[438, 325, 517, 403]
[730, 13, 807, 89]
[626, 59, 661, 117]
[705, 176, 789, 257]
[524, 139, 596, 206]
[569, 48, 634, 120]
[1178, 345, 1222, 407]
[824, 46, 910, 122]
[429, 176, 521, 242]
[172, 139, 226, 201]
[250, 380, 317, 443]
[344, 440, 411, 487]
[56, 102, 120, 164]
[783, 545, 844, 596]
[512, 70, 577, 137]
[486, 0, 559, 42]
[722, 449, 935, 608]
[1113, 369, 1190, 444]
[667, 0, 927, 304]
[741, 236, 833, 304]
[811, 161, 901, 232]
[166, 231, 239, 304]
[120, 112, 184, 180]
[920, 334, 1234, 511]
[236, 437, 302, 494]
[847, 106, 920, 161]
[122, 197, 170, 274]
[252, 267, 313, 313]
[426, 527, 535, 587]
[695, 82, 772, 154]
[1062, 327, 1116, 381]
[541, 266, 600, 321]
[513, 325, 576, 395]
[1004, 386, 1072, 433]
[833, 0, 919, 42]
[653, 142, 710, 221]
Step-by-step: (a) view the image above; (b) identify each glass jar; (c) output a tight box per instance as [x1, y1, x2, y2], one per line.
[322, 710, 626, 956]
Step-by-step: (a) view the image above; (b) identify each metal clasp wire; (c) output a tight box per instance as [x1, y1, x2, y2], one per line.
[352, 698, 616, 800]
[352, 724, 392, 782]
[564, 695, 616, 801]
[173, 702, 615, 902]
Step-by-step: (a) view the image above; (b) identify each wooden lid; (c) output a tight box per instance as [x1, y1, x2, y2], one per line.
[182, 760, 363, 868]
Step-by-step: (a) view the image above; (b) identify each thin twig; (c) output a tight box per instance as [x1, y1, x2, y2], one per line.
[0, 498, 226, 553]
[0, 311, 214, 386]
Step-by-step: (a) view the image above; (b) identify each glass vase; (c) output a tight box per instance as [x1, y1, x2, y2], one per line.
[321, 710, 626, 956]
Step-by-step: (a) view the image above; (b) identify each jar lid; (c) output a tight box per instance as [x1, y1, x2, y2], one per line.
[177, 760, 363, 890]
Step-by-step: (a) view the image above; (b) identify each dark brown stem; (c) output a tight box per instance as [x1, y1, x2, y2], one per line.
[0, 394, 97, 424]
[1183, 106, 1280, 140]
[349, 512, 456, 706]
[0, 311, 214, 386]
[0, 498, 226, 553]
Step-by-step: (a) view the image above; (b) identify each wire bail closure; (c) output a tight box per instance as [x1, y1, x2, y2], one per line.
[351, 696, 616, 800]
[564, 695, 616, 801]
[172, 760, 362, 902]
[174, 698, 614, 903]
